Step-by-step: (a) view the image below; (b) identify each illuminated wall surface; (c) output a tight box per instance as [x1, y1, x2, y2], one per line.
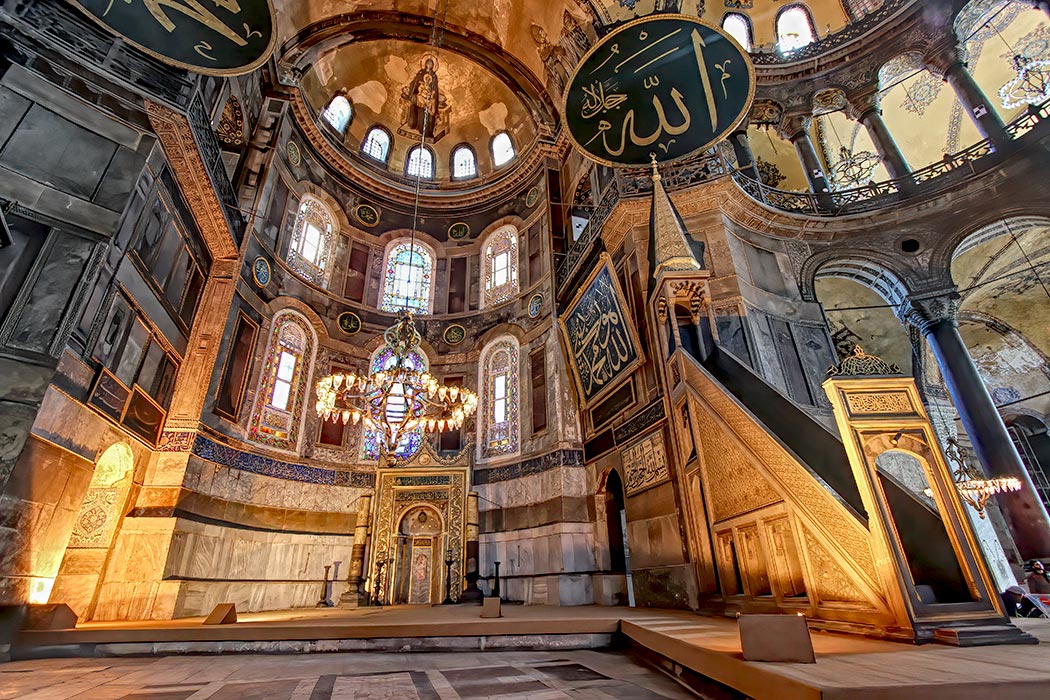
[0, 0, 1048, 639]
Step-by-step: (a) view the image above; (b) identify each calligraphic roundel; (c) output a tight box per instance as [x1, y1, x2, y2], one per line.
[564, 15, 755, 167]
[68, 0, 276, 75]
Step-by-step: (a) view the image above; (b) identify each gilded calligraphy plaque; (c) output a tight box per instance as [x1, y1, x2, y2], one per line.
[559, 254, 645, 406]
[622, 430, 670, 496]
[564, 15, 755, 167]
[68, 0, 276, 75]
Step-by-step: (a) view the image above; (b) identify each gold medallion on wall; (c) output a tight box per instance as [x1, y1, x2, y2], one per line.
[355, 203, 380, 227]
[448, 222, 470, 240]
[525, 187, 540, 208]
[337, 311, 362, 335]
[286, 141, 301, 166]
[443, 324, 466, 345]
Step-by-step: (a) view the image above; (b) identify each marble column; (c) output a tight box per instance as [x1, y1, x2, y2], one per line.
[926, 45, 1009, 147]
[899, 291, 1050, 558]
[848, 92, 912, 180]
[462, 491, 483, 603]
[729, 129, 760, 181]
[782, 116, 831, 194]
[341, 494, 372, 606]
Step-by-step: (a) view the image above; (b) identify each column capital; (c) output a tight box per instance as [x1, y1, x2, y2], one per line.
[923, 40, 968, 79]
[897, 290, 961, 334]
[778, 114, 812, 142]
[845, 89, 882, 122]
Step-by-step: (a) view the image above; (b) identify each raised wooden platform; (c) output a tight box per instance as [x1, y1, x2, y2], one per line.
[10, 606, 1050, 700]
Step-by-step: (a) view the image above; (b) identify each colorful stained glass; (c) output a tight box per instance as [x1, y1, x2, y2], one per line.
[362, 347, 428, 461]
[287, 197, 335, 286]
[381, 241, 434, 314]
[480, 337, 519, 458]
[482, 226, 518, 308]
[249, 312, 314, 451]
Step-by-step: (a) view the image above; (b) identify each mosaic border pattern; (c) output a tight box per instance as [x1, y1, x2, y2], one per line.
[192, 434, 375, 487]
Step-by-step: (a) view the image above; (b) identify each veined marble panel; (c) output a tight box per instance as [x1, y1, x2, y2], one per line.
[474, 463, 590, 509]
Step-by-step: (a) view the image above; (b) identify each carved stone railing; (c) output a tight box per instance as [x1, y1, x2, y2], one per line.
[732, 100, 1050, 217]
[616, 148, 730, 197]
[188, 95, 245, 240]
[555, 179, 620, 290]
[749, 0, 911, 66]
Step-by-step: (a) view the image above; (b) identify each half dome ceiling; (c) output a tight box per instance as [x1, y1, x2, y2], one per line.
[301, 39, 539, 180]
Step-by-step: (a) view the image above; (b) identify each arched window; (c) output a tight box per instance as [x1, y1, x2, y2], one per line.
[481, 226, 519, 307]
[320, 94, 352, 134]
[451, 145, 478, 179]
[362, 127, 391, 162]
[777, 5, 816, 52]
[491, 132, 516, 167]
[286, 195, 336, 286]
[479, 337, 520, 459]
[248, 311, 316, 451]
[381, 240, 434, 314]
[722, 13, 753, 52]
[362, 346, 428, 462]
[406, 145, 435, 178]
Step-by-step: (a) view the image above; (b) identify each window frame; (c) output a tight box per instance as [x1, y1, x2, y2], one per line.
[405, 144, 436, 179]
[450, 143, 479, 180]
[721, 12, 753, 52]
[480, 225, 519, 309]
[490, 132, 516, 168]
[285, 194, 338, 287]
[361, 125, 393, 164]
[775, 3, 817, 53]
[247, 310, 316, 452]
[478, 336, 520, 461]
[380, 239, 436, 315]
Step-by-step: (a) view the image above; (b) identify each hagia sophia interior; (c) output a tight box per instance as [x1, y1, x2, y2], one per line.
[1, 0, 1050, 697]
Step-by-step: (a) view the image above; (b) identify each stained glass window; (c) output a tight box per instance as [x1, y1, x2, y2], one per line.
[381, 241, 434, 314]
[407, 146, 434, 178]
[362, 127, 391, 162]
[248, 311, 315, 451]
[491, 132, 515, 167]
[362, 347, 428, 461]
[452, 145, 477, 179]
[777, 5, 816, 52]
[480, 337, 519, 458]
[287, 196, 336, 286]
[482, 226, 518, 308]
[722, 13, 752, 52]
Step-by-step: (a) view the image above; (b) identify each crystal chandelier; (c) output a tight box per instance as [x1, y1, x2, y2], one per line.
[1000, 54, 1050, 110]
[829, 145, 881, 190]
[315, 314, 477, 461]
[945, 437, 1022, 519]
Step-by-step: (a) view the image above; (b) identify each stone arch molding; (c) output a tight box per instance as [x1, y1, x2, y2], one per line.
[804, 253, 912, 308]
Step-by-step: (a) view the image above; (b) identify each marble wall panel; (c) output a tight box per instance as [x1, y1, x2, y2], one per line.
[475, 464, 589, 510]
[479, 522, 597, 581]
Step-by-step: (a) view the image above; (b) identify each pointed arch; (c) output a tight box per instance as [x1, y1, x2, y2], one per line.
[247, 310, 317, 452]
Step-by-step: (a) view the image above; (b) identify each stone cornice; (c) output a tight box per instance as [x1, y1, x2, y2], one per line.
[146, 100, 238, 261]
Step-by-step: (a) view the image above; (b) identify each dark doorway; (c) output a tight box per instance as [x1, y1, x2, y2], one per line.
[605, 470, 627, 574]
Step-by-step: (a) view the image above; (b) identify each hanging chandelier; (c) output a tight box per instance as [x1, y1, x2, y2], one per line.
[945, 437, 1022, 519]
[829, 145, 882, 190]
[315, 314, 477, 461]
[1000, 54, 1050, 110]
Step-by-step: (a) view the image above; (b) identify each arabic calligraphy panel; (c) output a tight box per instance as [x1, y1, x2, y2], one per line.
[623, 430, 670, 497]
[564, 15, 755, 167]
[69, 0, 276, 75]
[559, 254, 644, 407]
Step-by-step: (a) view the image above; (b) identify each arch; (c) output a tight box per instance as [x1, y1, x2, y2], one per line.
[286, 194, 338, 286]
[804, 254, 912, 307]
[478, 335, 520, 461]
[320, 92, 352, 135]
[450, 144, 478, 179]
[91, 442, 135, 488]
[480, 224, 519, 308]
[776, 4, 817, 53]
[721, 12, 753, 52]
[491, 132, 516, 167]
[947, 215, 1050, 263]
[602, 468, 628, 575]
[406, 145, 435, 179]
[362, 125, 392, 163]
[247, 310, 317, 452]
[361, 343, 429, 462]
[380, 239, 436, 314]
[953, 0, 1013, 42]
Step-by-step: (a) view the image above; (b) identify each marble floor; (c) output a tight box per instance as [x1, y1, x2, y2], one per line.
[0, 650, 699, 700]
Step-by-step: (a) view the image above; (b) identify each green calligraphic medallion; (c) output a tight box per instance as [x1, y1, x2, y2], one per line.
[564, 15, 755, 167]
[68, 0, 276, 75]
[448, 222, 470, 240]
[443, 324, 466, 345]
[337, 311, 362, 336]
[355, 204, 379, 227]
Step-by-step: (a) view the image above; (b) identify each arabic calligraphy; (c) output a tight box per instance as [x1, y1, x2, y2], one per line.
[73, 0, 274, 74]
[565, 16, 754, 167]
[562, 263, 642, 402]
